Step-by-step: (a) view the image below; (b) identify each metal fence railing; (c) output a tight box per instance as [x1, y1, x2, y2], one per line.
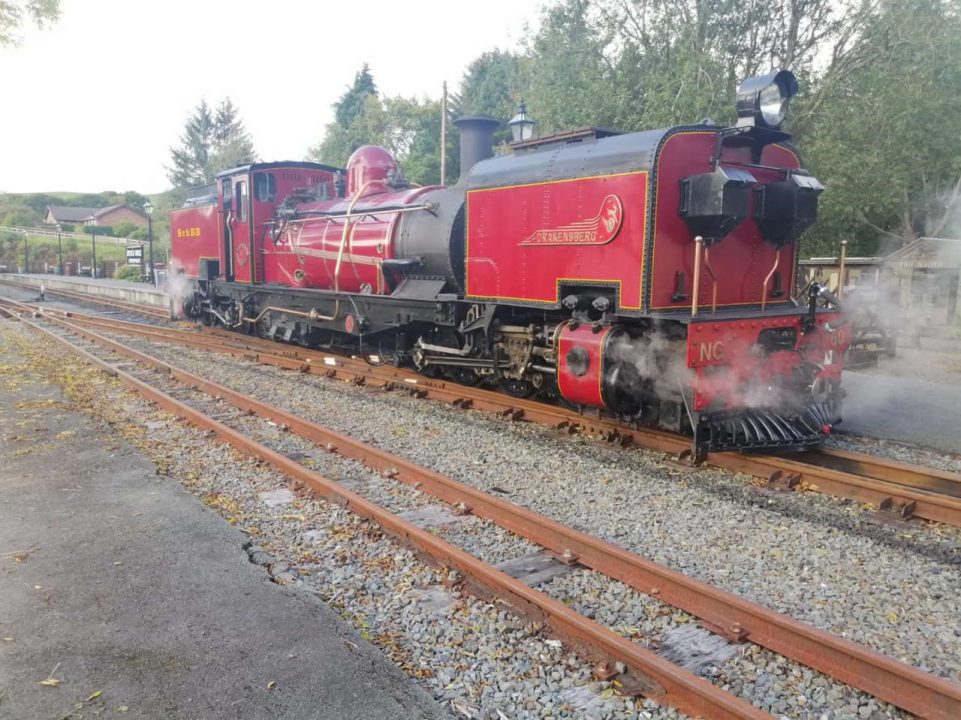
[0, 225, 136, 245]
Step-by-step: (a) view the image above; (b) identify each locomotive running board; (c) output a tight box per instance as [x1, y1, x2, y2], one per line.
[693, 403, 833, 455]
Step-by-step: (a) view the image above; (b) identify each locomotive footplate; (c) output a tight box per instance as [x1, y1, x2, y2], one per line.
[693, 402, 834, 454]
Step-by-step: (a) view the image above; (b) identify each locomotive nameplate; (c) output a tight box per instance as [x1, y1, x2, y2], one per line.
[519, 194, 624, 247]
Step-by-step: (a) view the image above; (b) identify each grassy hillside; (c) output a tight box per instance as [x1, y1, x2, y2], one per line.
[0, 188, 184, 275]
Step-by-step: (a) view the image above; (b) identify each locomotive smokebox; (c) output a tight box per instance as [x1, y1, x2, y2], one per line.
[454, 115, 500, 183]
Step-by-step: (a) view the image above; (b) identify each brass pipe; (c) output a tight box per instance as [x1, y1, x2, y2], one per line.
[691, 235, 703, 317]
[334, 180, 379, 294]
[761, 249, 781, 311]
[703, 245, 718, 314]
[838, 239, 848, 299]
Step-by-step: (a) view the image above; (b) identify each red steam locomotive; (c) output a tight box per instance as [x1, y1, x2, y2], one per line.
[170, 70, 848, 454]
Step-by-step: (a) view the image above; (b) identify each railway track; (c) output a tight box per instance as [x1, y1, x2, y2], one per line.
[11, 291, 961, 530]
[2, 296, 960, 719]
[2, 280, 959, 525]
[0, 277, 168, 320]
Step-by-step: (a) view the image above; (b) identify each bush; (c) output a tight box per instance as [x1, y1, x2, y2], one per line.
[114, 264, 143, 281]
[82, 225, 114, 236]
[128, 227, 148, 240]
[113, 221, 140, 238]
[2, 206, 42, 227]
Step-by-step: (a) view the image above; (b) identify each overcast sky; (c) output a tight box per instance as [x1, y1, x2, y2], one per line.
[0, 0, 541, 195]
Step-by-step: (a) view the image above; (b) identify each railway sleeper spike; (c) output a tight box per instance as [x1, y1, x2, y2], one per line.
[591, 660, 621, 682]
[699, 619, 750, 644]
[555, 548, 581, 566]
[878, 496, 917, 520]
[766, 470, 801, 492]
[452, 502, 473, 516]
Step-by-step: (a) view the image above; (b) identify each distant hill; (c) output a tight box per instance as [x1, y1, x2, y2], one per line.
[0, 188, 183, 240]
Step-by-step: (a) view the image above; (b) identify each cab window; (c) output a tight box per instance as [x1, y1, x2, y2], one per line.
[254, 172, 276, 202]
[236, 181, 248, 221]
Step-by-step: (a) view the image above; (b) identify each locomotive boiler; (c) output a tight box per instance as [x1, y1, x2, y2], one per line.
[170, 70, 848, 454]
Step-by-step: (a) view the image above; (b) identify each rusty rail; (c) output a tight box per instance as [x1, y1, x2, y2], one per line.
[5, 302, 961, 719]
[2, 304, 776, 720]
[0, 277, 168, 320]
[6, 292, 961, 528]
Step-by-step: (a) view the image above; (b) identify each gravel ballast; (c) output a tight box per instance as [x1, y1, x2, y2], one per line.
[4, 308, 960, 719]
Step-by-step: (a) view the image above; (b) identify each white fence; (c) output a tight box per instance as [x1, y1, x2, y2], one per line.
[1, 225, 136, 245]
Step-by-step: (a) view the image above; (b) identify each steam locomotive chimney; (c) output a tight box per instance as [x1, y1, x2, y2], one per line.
[453, 115, 500, 184]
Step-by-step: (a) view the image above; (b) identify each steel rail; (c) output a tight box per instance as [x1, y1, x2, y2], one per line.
[795, 447, 961, 499]
[0, 278, 168, 319]
[3, 308, 773, 720]
[12, 298, 961, 528]
[8, 304, 961, 719]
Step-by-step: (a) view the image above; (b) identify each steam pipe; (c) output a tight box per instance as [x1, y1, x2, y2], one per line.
[837, 239, 848, 299]
[703, 245, 718, 314]
[691, 235, 704, 316]
[761, 249, 781, 311]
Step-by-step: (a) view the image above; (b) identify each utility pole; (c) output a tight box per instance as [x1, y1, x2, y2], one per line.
[56, 224, 63, 274]
[440, 81, 447, 186]
[144, 201, 155, 285]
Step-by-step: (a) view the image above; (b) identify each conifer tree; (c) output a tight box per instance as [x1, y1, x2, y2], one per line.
[167, 98, 257, 188]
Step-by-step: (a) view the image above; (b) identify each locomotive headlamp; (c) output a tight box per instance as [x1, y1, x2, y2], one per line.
[736, 70, 798, 130]
[509, 102, 536, 143]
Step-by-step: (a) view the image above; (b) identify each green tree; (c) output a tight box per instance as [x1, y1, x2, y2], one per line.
[453, 50, 525, 151]
[805, 0, 961, 255]
[0, 0, 59, 46]
[167, 100, 214, 188]
[309, 91, 447, 186]
[210, 98, 257, 176]
[167, 98, 257, 188]
[2, 205, 41, 226]
[335, 64, 378, 128]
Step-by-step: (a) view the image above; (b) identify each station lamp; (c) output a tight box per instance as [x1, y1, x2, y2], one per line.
[509, 102, 536, 143]
[735, 70, 798, 130]
[143, 200, 155, 285]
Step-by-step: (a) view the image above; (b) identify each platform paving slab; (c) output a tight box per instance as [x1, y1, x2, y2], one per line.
[0, 330, 450, 720]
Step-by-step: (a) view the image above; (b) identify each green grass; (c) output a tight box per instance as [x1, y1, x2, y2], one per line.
[0, 235, 169, 273]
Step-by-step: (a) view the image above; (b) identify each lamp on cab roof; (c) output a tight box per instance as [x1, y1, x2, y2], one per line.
[735, 70, 798, 130]
[509, 102, 536, 143]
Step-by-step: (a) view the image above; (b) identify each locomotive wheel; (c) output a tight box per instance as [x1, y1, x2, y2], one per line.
[500, 378, 536, 398]
[445, 366, 482, 386]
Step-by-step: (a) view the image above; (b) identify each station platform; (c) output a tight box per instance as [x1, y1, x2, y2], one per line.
[0, 323, 448, 719]
[0, 273, 167, 308]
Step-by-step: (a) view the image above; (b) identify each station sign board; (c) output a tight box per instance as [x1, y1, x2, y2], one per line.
[126, 244, 144, 268]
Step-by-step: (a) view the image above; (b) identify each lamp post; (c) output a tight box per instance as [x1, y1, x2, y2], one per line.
[56, 223, 63, 275]
[91, 225, 98, 278]
[144, 200, 155, 285]
[22, 232, 28, 274]
[508, 102, 536, 143]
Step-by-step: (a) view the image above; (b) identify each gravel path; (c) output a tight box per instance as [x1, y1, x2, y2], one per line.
[32, 321, 961, 718]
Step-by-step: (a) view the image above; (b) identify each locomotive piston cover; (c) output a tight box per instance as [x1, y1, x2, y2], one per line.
[557, 324, 681, 416]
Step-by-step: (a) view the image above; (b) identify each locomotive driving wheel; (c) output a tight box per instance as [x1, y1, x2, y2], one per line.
[499, 378, 536, 397]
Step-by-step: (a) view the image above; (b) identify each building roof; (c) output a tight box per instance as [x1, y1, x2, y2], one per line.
[882, 237, 961, 268]
[46, 205, 101, 222]
[799, 256, 883, 267]
[46, 204, 146, 224]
